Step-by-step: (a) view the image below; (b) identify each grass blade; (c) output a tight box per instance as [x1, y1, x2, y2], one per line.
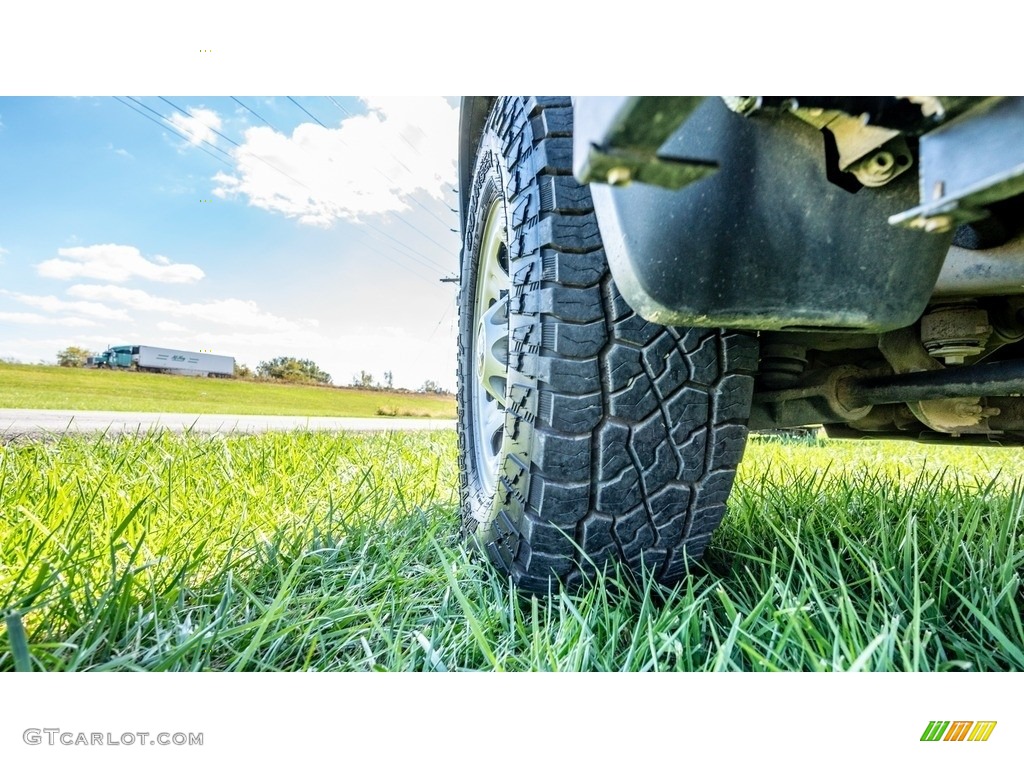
[5, 612, 33, 671]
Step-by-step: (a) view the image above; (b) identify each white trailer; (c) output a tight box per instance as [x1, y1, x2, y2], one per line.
[134, 346, 235, 377]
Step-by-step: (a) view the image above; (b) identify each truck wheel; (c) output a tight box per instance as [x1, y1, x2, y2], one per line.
[457, 97, 758, 593]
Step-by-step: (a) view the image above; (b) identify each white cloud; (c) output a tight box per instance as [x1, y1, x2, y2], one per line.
[0, 245, 7, 265]
[107, 142, 133, 159]
[168, 107, 222, 147]
[67, 284, 317, 331]
[0, 290, 130, 321]
[157, 321, 187, 332]
[212, 96, 458, 226]
[37, 244, 205, 284]
[0, 311, 97, 327]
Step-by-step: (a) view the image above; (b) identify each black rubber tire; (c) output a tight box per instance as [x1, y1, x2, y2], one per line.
[457, 97, 758, 593]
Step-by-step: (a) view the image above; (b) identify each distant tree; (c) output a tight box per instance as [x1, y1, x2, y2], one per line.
[256, 356, 332, 384]
[383, 370, 394, 389]
[419, 379, 449, 395]
[57, 346, 93, 368]
[352, 370, 376, 388]
[234, 362, 253, 378]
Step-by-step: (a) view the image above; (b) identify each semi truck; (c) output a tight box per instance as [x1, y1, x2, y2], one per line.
[89, 345, 234, 378]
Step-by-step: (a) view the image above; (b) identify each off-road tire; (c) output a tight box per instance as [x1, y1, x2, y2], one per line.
[457, 97, 758, 593]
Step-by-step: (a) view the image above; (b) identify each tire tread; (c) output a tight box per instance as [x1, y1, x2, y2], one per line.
[458, 97, 756, 591]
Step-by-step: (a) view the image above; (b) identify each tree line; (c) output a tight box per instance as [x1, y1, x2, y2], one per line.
[58, 346, 449, 393]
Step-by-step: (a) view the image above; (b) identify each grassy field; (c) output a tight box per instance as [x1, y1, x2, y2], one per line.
[0, 363, 455, 418]
[1, 430, 1021, 671]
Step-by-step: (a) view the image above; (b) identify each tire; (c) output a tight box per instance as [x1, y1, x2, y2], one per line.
[457, 97, 758, 593]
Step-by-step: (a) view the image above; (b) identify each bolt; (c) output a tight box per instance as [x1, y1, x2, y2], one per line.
[872, 151, 895, 172]
[924, 215, 954, 234]
[852, 150, 903, 186]
[606, 166, 632, 186]
[943, 354, 965, 365]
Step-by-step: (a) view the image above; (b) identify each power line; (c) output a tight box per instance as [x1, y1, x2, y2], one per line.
[121, 97, 328, 214]
[122, 95, 457, 280]
[124, 97, 235, 162]
[325, 96, 355, 118]
[298, 97, 457, 235]
[240, 96, 454, 265]
[323, 96, 416, 177]
[408, 299, 458, 384]
[346, 228, 449, 287]
[342, 230, 441, 285]
[389, 210, 457, 258]
[155, 97, 317, 195]
[325, 96, 433, 168]
[231, 99, 454, 275]
[356, 219, 452, 276]
[286, 96, 328, 129]
[425, 301, 455, 342]
[278, 97, 456, 270]
[159, 97, 243, 149]
[234, 97, 454, 274]
[113, 97, 233, 168]
[230, 96, 283, 133]
[324, 96, 458, 229]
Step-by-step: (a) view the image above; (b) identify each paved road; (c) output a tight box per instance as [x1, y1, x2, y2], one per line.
[0, 409, 456, 438]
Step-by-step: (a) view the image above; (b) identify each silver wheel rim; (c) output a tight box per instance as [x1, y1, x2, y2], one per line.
[471, 200, 510, 499]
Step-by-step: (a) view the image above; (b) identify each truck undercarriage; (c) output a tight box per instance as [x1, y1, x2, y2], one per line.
[464, 96, 1024, 444]
[456, 96, 1024, 589]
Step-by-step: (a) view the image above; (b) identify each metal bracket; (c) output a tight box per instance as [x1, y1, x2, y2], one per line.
[573, 97, 718, 189]
[791, 108, 914, 187]
[890, 97, 1024, 233]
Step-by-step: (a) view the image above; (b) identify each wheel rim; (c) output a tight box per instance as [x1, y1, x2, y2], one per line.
[471, 200, 510, 499]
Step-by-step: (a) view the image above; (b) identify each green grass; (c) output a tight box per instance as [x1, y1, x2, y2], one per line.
[0, 363, 455, 418]
[1, 430, 1021, 671]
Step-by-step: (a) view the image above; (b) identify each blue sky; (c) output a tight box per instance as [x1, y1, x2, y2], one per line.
[0, 96, 461, 390]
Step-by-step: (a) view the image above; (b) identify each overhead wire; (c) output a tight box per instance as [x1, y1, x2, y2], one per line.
[293, 96, 456, 237]
[240, 97, 454, 275]
[230, 96, 282, 132]
[113, 95, 458, 390]
[324, 97, 417, 177]
[247, 96, 455, 272]
[286, 96, 328, 128]
[298, 96, 457, 233]
[154, 97, 320, 195]
[326, 96, 445, 181]
[237, 95, 454, 269]
[343, 229, 446, 286]
[158, 97, 243, 148]
[324, 96, 458, 227]
[124, 97, 235, 162]
[113, 97, 233, 168]
[118, 96, 458, 285]
[407, 296, 458, 383]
